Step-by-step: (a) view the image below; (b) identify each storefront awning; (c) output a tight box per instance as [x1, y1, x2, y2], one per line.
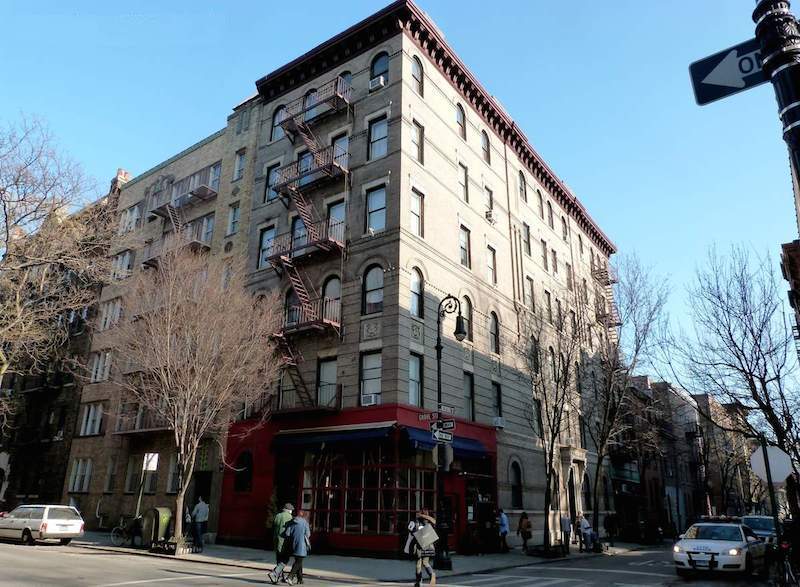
[404, 427, 489, 458]
[274, 423, 394, 448]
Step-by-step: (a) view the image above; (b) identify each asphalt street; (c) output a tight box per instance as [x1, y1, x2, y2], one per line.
[0, 541, 770, 587]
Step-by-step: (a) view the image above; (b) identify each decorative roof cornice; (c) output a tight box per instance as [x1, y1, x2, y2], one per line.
[254, 0, 616, 255]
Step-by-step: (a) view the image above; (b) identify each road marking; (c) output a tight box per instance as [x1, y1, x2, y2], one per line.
[525, 566, 673, 578]
[94, 571, 264, 586]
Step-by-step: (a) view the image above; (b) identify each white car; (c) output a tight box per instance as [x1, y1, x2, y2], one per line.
[0, 505, 84, 545]
[673, 522, 768, 578]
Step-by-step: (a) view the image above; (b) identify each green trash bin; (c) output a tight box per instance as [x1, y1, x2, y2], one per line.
[142, 507, 173, 548]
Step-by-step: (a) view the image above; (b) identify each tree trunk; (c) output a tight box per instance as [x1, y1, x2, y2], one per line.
[174, 489, 186, 541]
[592, 453, 604, 533]
[543, 473, 552, 550]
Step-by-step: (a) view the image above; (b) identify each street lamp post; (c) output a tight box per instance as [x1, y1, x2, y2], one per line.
[433, 294, 467, 571]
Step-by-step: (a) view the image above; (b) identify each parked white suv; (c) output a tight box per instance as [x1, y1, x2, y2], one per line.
[0, 505, 84, 545]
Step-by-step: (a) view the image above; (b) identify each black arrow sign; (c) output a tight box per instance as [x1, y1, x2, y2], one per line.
[690, 38, 768, 105]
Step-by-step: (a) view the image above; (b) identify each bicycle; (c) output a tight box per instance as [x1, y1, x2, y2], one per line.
[110, 515, 142, 547]
[777, 539, 799, 587]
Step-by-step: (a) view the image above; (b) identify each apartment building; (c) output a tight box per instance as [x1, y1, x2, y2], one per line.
[62, 0, 618, 552]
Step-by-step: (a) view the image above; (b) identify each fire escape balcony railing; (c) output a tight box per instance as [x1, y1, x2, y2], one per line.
[591, 263, 618, 285]
[278, 76, 352, 134]
[277, 382, 342, 412]
[141, 234, 212, 269]
[114, 408, 170, 434]
[282, 297, 341, 333]
[147, 173, 218, 220]
[595, 300, 622, 326]
[264, 219, 345, 263]
[273, 145, 349, 195]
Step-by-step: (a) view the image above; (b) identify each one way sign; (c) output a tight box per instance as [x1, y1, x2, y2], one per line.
[690, 38, 767, 105]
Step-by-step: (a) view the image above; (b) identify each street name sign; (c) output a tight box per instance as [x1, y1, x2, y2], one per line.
[690, 38, 767, 105]
[432, 429, 453, 443]
[751, 445, 793, 486]
[430, 419, 456, 431]
[418, 412, 439, 422]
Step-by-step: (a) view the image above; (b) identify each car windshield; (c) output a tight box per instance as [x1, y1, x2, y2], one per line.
[743, 518, 775, 532]
[685, 525, 743, 541]
[48, 507, 81, 521]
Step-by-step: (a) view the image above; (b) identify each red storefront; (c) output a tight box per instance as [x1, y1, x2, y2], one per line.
[218, 404, 496, 554]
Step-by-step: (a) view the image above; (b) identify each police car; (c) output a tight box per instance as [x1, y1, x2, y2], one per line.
[673, 521, 768, 578]
[742, 515, 778, 546]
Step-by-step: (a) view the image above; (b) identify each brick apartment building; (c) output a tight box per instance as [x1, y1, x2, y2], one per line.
[62, 0, 620, 553]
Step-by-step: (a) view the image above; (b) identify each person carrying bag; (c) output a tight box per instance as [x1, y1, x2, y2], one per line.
[409, 511, 438, 587]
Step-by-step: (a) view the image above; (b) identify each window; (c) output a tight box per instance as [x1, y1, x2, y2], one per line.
[79, 403, 102, 436]
[338, 70, 352, 87]
[332, 133, 349, 166]
[458, 163, 469, 202]
[530, 336, 541, 374]
[118, 203, 142, 234]
[566, 263, 573, 290]
[510, 462, 522, 508]
[368, 116, 388, 160]
[304, 89, 318, 121]
[317, 357, 338, 406]
[561, 216, 568, 241]
[68, 458, 92, 493]
[362, 265, 384, 314]
[297, 150, 313, 186]
[227, 202, 240, 235]
[525, 277, 535, 311]
[104, 456, 117, 493]
[234, 451, 253, 493]
[541, 240, 548, 271]
[235, 108, 250, 134]
[556, 299, 563, 330]
[196, 213, 214, 244]
[462, 296, 473, 342]
[487, 245, 497, 285]
[456, 104, 467, 139]
[124, 456, 138, 493]
[89, 351, 112, 382]
[459, 226, 471, 268]
[490, 312, 500, 354]
[463, 372, 475, 421]
[410, 188, 424, 237]
[549, 347, 557, 381]
[360, 351, 382, 399]
[552, 249, 558, 275]
[412, 120, 424, 164]
[371, 51, 389, 83]
[570, 310, 577, 336]
[210, 162, 221, 191]
[532, 398, 543, 437]
[582, 278, 589, 304]
[582, 474, 592, 512]
[579, 235, 584, 256]
[98, 298, 122, 331]
[258, 226, 276, 269]
[481, 130, 490, 164]
[285, 289, 300, 326]
[409, 353, 423, 407]
[112, 250, 133, 279]
[410, 268, 424, 318]
[271, 106, 286, 141]
[167, 454, 180, 494]
[545, 290, 553, 322]
[518, 171, 527, 202]
[522, 223, 531, 255]
[411, 56, 424, 96]
[579, 416, 587, 449]
[547, 201, 554, 228]
[264, 163, 280, 202]
[366, 185, 386, 233]
[321, 277, 341, 322]
[142, 453, 158, 494]
[291, 216, 307, 250]
[485, 186, 493, 211]
[233, 150, 246, 181]
[493, 382, 502, 417]
[537, 190, 544, 219]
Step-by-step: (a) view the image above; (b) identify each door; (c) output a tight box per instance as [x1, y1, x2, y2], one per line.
[188, 472, 213, 512]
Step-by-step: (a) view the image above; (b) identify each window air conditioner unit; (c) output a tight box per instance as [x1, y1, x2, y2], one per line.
[369, 76, 386, 91]
[361, 393, 380, 407]
[484, 209, 496, 224]
[493, 416, 506, 429]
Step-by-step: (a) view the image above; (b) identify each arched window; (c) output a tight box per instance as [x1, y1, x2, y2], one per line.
[490, 312, 500, 354]
[511, 461, 523, 509]
[304, 89, 318, 121]
[271, 106, 286, 141]
[547, 201, 554, 228]
[462, 296, 473, 342]
[410, 268, 424, 318]
[411, 56, 424, 96]
[518, 171, 527, 202]
[530, 337, 541, 374]
[582, 473, 592, 513]
[285, 289, 300, 325]
[481, 130, 491, 164]
[338, 70, 352, 89]
[322, 276, 341, 322]
[234, 450, 253, 493]
[561, 216, 568, 241]
[456, 104, 466, 139]
[362, 265, 384, 315]
[371, 52, 389, 83]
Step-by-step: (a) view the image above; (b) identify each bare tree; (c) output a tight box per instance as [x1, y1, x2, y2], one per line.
[106, 239, 282, 540]
[579, 255, 668, 534]
[659, 247, 800, 518]
[0, 117, 111, 393]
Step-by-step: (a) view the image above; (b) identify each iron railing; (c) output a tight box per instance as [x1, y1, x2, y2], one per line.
[278, 383, 342, 411]
[265, 219, 345, 261]
[284, 297, 341, 330]
[279, 76, 352, 126]
[273, 145, 349, 193]
[115, 407, 170, 434]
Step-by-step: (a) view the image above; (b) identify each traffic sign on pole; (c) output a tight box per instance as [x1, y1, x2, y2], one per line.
[432, 429, 453, 443]
[438, 404, 456, 416]
[690, 38, 767, 105]
[751, 445, 793, 485]
[430, 419, 456, 432]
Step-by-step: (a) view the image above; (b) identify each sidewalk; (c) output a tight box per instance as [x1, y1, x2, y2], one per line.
[74, 532, 652, 583]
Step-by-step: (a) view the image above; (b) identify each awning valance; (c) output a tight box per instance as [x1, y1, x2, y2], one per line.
[273, 424, 393, 448]
[403, 427, 490, 458]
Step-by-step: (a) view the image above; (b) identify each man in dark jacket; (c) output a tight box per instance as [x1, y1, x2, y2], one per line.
[281, 510, 311, 585]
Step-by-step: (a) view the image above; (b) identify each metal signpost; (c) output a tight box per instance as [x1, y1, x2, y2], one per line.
[751, 437, 791, 549]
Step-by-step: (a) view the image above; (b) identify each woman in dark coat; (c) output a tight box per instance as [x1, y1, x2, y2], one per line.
[281, 510, 311, 585]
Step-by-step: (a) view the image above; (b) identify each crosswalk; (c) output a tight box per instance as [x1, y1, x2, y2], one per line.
[437, 573, 586, 587]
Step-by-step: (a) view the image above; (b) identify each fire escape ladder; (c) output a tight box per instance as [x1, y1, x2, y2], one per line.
[291, 191, 320, 242]
[274, 335, 315, 408]
[294, 120, 323, 155]
[280, 257, 318, 320]
[166, 204, 184, 235]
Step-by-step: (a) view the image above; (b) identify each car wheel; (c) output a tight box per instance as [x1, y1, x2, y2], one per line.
[676, 568, 691, 580]
[22, 529, 35, 546]
[60, 538, 72, 546]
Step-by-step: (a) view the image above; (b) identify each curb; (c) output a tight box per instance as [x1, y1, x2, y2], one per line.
[71, 542, 656, 584]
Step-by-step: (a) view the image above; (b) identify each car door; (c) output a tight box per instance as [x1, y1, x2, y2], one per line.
[744, 526, 766, 562]
[2, 507, 27, 539]
[0, 508, 18, 538]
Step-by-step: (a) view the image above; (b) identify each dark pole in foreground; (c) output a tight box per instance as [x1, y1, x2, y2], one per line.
[753, 1, 800, 179]
[434, 294, 466, 571]
[759, 435, 784, 547]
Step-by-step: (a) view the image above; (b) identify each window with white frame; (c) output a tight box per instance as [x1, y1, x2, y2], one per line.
[487, 245, 497, 285]
[410, 188, 423, 237]
[360, 351, 382, 400]
[552, 249, 558, 275]
[525, 276, 535, 311]
[541, 240, 548, 271]
[411, 56, 424, 96]
[97, 298, 122, 331]
[143, 453, 158, 494]
[523, 223, 531, 255]
[412, 120, 424, 164]
[519, 171, 527, 202]
[79, 403, 103, 436]
[410, 268, 424, 318]
[210, 162, 222, 191]
[458, 163, 469, 202]
[112, 250, 133, 279]
[258, 226, 276, 269]
[124, 455, 138, 493]
[227, 202, 240, 235]
[265, 163, 280, 202]
[459, 225, 471, 268]
[366, 185, 386, 233]
[104, 455, 117, 493]
[368, 115, 388, 160]
[409, 353, 423, 407]
[233, 150, 246, 181]
[118, 203, 143, 235]
[68, 458, 93, 493]
[89, 351, 112, 382]
[485, 186, 493, 211]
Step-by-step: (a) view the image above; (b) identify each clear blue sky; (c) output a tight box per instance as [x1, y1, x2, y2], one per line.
[2, 0, 795, 317]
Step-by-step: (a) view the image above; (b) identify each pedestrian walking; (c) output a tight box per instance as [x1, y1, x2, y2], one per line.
[517, 512, 532, 553]
[408, 510, 437, 587]
[497, 508, 510, 552]
[560, 513, 572, 555]
[267, 503, 294, 584]
[280, 509, 311, 585]
[191, 496, 209, 552]
[578, 512, 593, 552]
